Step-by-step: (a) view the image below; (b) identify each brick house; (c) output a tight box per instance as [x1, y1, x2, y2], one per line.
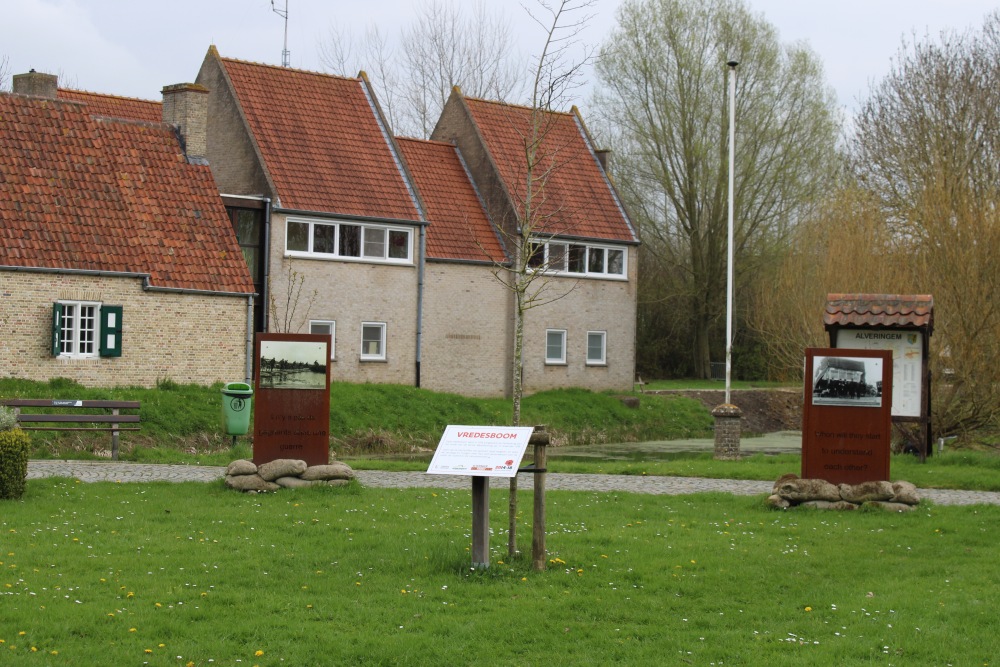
[0, 71, 256, 388]
[192, 49, 637, 396]
[432, 89, 639, 393]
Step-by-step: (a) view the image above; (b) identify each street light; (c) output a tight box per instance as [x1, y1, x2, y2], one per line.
[725, 60, 738, 405]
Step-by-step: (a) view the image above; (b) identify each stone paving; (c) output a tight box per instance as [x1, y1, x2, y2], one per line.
[25, 460, 1000, 506]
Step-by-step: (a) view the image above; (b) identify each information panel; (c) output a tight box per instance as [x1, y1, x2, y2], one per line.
[835, 329, 922, 418]
[802, 348, 893, 484]
[427, 425, 534, 477]
[253, 333, 331, 466]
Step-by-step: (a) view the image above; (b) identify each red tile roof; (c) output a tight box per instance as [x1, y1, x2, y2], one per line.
[396, 137, 506, 263]
[0, 93, 254, 294]
[824, 294, 934, 331]
[57, 88, 162, 123]
[462, 96, 636, 242]
[218, 56, 422, 221]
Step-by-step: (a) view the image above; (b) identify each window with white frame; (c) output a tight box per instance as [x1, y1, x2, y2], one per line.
[51, 302, 123, 358]
[545, 329, 567, 365]
[309, 320, 336, 360]
[586, 331, 607, 365]
[528, 239, 626, 278]
[361, 322, 387, 360]
[286, 217, 412, 263]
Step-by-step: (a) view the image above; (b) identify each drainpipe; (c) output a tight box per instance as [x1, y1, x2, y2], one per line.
[262, 197, 272, 333]
[245, 294, 254, 382]
[416, 225, 425, 387]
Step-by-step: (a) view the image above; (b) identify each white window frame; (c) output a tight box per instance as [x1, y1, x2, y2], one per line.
[545, 329, 567, 365]
[360, 322, 387, 361]
[285, 216, 413, 264]
[57, 301, 100, 358]
[586, 331, 607, 366]
[528, 239, 627, 279]
[309, 320, 336, 360]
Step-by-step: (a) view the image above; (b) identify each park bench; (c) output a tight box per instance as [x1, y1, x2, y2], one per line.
[1, 399, 141, 460]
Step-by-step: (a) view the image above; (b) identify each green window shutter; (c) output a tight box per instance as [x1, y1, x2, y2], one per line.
[99, 305, 123, 358]
[51, 303, 64, 356]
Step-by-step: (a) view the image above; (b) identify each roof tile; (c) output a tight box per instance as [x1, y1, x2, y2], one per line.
[824, 294, 934, 331]
[396, 137, 505, 263]
[463, 97, 635, 242]
[0, 93, 253, 294]
[220, 58, 421, 221]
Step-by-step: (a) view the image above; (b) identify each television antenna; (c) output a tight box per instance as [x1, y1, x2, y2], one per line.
[271, 0, 290, 67]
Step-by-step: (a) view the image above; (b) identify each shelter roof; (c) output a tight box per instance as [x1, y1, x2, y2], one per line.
[824, 294, 934, 331]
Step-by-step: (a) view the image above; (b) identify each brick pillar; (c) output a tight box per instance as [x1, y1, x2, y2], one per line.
[712, 403, 743, 460]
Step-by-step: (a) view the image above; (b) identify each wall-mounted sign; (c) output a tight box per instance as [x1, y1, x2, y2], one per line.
[802, 348, 893, 484]
[835, 328, 922, 418]
[427, 425, 534, 477]
[253, 333, 331, 466]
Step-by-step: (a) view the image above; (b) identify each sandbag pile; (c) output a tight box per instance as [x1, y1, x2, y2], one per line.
[766, 474, 920, 512]
[225, 458, 354, 492]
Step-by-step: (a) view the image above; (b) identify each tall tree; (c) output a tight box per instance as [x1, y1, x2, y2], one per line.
[846, 14, 1000, 435]
[593, 0, 840, 378]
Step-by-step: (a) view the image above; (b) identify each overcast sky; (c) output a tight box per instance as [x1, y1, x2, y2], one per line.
[3, 0, 997, 117]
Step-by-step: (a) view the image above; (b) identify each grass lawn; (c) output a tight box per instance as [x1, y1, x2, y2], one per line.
[2, 478, 998, 665]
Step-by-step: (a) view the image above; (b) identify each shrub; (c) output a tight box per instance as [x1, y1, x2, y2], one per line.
[0, 406, 17, 432]
[0, 428, 30, 500]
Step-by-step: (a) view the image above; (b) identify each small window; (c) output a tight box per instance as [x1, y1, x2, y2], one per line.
[607, 249, 625, 275]
[309, 320, 336, 360]
[388, 229, 409, 259]
[586, 331, 607, 365]
[545, 329, 567, 365]
[527, 241, 545, 269]
[340, 224, 361, 257]
[587, 247, 606, 273]
[361, 322, 386, 361]
[52, 302, 122, 358]
[313, 223, 337, 254]
[567, 245, 587, 273]
[363, 227, 386, 258]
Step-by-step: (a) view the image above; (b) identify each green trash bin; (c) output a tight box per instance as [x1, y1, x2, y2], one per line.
[221, 382, 253, 436]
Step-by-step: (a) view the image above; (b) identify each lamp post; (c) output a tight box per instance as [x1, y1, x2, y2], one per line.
[725, 60, 738, 405]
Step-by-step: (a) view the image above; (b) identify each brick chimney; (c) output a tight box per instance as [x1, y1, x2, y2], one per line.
[594, 148, 611, 171]
[161, 83, 209, 163]
[13, 70, 58, 99]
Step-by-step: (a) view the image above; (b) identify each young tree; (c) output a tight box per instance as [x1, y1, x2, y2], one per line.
[593, 0, 841, 379]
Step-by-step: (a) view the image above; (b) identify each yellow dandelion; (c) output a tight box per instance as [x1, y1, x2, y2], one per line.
[805, 606, 812, 612]
[154, 603, 162, 608]
[255, 649, 265, 657]
[158, 643, 165, 648]
[129, 628, 137, 633]
[144, 648, 153, 654]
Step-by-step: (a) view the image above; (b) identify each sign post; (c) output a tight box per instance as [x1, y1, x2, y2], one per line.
[428, 425, 534, 569]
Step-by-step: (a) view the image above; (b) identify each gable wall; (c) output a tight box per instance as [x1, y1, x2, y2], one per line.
[420, 262, 512, 397]
[197, 56, 271, 197]
[0, 272, 249, 387]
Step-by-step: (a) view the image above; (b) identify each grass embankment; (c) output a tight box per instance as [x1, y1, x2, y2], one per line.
[3, 479, 998, 665]
[0, 377, 713, 462]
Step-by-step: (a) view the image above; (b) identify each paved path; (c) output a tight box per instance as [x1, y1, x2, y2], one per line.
[26, 460, 1000, 506]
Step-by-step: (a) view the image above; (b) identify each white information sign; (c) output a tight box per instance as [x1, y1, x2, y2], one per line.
[427, 425, 535, 477]
[836, 329, 923, 418]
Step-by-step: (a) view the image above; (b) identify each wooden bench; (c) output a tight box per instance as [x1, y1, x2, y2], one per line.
[1, 399, 141, 460]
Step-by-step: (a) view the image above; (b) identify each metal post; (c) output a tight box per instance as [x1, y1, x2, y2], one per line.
[725, 60, 738, 404]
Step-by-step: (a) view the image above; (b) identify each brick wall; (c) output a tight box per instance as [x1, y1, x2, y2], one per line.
[266, 214, 419, 386]
[521, 246, 638, 394]
[0, 272, 250, 387]
[420, 261, 512, 397]
[196, 54, 271, 197]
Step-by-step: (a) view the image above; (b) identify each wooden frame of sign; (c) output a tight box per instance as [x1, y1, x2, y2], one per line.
[253, 333, 331, 466]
